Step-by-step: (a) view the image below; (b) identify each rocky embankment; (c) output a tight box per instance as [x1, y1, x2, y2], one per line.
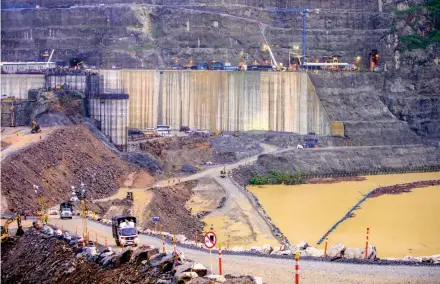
[1, 227, 258, 284]
[0, 125, 135, 213]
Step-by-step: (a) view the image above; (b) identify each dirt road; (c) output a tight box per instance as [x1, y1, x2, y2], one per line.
[52, 217, 440, 284]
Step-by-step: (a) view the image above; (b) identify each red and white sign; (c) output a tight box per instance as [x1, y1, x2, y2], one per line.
[203, 231, 217, 249]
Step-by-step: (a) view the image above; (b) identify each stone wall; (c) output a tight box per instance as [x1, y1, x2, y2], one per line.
[109, 70, 330, 133]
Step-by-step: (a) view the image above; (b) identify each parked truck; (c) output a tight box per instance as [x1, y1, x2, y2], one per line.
[111, 216, 139, 247]
[59, 202, 73, 219]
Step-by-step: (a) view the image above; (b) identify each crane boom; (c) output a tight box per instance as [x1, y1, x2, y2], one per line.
[259, 24, 278, 67]
[46, 49, 55, 67]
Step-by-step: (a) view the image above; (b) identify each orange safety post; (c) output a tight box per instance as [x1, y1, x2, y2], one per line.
[218, 245, 223, 275]
[227, 234, 230, 250]
[173, 235, 177, 253]
[324, 236, 328, 257]
[365, 227, 370, 259]
[294, 251, 300, 284]
[162, 234, 166, 253]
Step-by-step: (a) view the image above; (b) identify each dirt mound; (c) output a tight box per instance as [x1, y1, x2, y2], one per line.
[140, 137, 215, 173]
[1, 125, 134, 213]
[142, 181, 205, 239]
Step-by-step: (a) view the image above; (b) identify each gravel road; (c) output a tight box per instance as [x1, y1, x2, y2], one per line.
[53, 217, 440, 284]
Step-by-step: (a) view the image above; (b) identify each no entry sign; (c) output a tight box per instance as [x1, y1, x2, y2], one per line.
[203, 231, 217, 249]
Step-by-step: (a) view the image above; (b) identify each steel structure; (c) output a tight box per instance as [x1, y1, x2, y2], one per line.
[267, 8, 320, 60]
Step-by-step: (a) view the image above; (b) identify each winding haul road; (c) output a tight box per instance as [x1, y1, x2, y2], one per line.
[53, 216, 440, 284]
[49, 143, 440, 284]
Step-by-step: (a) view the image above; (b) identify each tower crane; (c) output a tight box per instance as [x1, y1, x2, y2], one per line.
[267, 8, 320, 61]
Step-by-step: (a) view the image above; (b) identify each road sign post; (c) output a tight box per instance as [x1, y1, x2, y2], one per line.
[152, 217, 160, 233]
[203, 231, 217, 274]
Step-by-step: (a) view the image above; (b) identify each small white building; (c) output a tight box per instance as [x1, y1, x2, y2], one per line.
[1, 61, 55, 73]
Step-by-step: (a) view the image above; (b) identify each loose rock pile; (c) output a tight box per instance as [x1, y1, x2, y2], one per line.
[369, 180, 440, 198]
[1, 226, 260, 284]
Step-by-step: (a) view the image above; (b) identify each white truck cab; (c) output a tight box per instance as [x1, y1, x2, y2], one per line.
[112, 216, 139, 247]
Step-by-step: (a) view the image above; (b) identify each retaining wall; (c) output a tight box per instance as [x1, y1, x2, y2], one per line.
[101, 70, 331, 134]
[1, 74, 45, 100]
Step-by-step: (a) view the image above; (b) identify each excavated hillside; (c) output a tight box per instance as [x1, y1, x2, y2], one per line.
[1, 0, 393, 67]
[0, 125, 135, 213]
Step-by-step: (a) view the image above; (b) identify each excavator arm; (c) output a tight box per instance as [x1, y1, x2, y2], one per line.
[1, 213, 24, 242]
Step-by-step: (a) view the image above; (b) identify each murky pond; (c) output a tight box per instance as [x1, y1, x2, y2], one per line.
[249, 172, 440, 257]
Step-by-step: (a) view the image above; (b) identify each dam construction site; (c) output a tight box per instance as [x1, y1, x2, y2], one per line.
[1, 0, 440, 284]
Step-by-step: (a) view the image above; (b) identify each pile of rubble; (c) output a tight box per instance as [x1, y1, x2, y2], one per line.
[0, 125, 134, 213]
[1, 225, 260, 284]
[368, 180, 440, 198]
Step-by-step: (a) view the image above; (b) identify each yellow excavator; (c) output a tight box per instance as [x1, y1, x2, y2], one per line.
[1, 213, 25, 242]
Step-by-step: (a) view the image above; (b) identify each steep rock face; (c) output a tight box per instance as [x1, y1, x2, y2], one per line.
[309, 72, 421, 146]
[1, 0, 391, 67]
[255, 145, 440, 175]
[382, 45, 440, 138]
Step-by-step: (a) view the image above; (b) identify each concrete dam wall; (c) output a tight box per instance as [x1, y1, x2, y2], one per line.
[102, 70, 331, 134]
[1, 74, 45, 100]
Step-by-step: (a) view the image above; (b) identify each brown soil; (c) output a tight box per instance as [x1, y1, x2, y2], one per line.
[306, 176, 367, 184]
[0, 125, 134, 213]
[139, 137, 215, 173]
[142, 181, 206, 239]
[368, 180, 440, 198]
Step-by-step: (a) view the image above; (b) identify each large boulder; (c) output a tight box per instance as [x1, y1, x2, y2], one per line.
[363, 245, 377, 260]
[175, 271, 199, 282]
[431, 254, 440, 264]
[118, 247, 133, 264]
[191, 263, 208, 277]
[304, 247, 324, 257]
[261, 244, 273, 254]
[275, 249, 292, 256]
[150, 253, 175, 273]
[326, 243, 345, 257]
[343, 247, 363, 259]
[298, 241, 309, 250]
[131, 246, 159, 264]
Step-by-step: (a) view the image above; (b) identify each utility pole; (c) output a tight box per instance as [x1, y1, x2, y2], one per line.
[72, 183, 88, 241]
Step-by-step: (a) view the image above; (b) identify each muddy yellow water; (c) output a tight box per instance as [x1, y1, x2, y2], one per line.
[249, 172, 440, 257]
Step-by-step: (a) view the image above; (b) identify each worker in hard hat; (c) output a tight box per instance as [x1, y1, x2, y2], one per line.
[31, 120, 41, 134]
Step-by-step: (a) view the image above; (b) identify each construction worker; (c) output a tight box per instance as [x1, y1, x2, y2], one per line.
[31, 120, 41, 134]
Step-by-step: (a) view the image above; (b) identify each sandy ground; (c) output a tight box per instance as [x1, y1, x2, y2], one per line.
[93, 171, 155, 225]
[185, 177, 226, 215]
[331, 185, 440, 258]
[53, 217, 440, 284]
[249, 172, 440, 257]
[1, 126, 60, 162]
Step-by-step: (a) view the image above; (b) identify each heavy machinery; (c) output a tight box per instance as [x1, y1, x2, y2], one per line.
[258, 23, 285, 71]
[1, 213, 24, 242]
[111, 216, 139, 247]
[59, 202, 73, 219]
[304, 138, 318, 148]
[197, 62, 209, 70]
[220, 167, 226, 178]
[209, 61, 225, 70]
[369, 49, 380, 72]
[126, 191, 133, 201]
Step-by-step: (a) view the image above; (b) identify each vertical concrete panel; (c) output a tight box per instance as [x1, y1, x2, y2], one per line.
[0, 74, 45, 99]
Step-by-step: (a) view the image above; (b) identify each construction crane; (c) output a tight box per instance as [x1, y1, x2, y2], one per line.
[267, 8, 320, 61]
[46, 49, 55, 67]
[258, 23, 279, 68]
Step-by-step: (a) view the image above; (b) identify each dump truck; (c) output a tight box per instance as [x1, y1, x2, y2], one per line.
[59, 202, 73, 219]
[111, 216, 139, 247]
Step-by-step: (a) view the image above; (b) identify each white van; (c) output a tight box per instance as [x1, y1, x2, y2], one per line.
[156, 125, 172, 137]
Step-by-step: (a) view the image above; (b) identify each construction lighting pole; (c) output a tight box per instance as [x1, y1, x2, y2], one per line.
[34, 185, 47, 224]
[267, 8, 320, 61]
[72, 183, 87, 241]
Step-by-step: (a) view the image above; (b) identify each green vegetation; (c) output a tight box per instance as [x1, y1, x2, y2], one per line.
[250, 170, 304, 185]
[395, 0, 440, 51]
